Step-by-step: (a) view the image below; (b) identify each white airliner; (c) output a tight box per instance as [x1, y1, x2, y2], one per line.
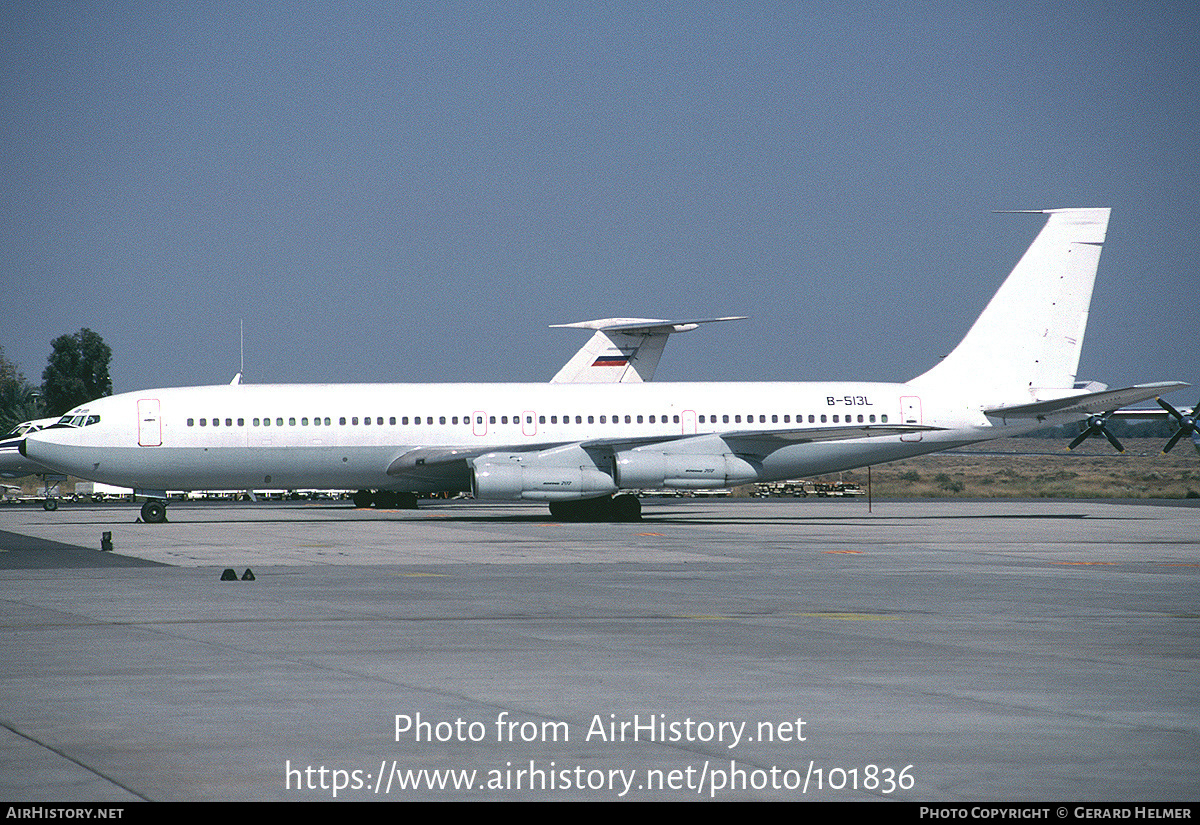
[20, 208, 1193, 523]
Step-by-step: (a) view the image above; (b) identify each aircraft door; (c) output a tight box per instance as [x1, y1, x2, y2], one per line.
[681, 410, 697, 434]
[522, 411, 537, 437]
[473, 411, 487, 437]
[138, 399, 162, 447]
[899, 396, 922, 442]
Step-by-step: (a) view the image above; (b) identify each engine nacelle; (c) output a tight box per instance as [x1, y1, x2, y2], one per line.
[614, 451, 761, 490]
[472, 455, 617, 501]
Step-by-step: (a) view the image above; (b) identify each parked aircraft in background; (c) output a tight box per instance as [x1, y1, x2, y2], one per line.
[1, 416, 62, 480]
[20, 208, 1193, 523]
[550, 316, 746, 383]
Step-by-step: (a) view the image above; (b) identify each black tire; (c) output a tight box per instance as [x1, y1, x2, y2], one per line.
[141, 500, 167, 524]
[43, 499, 58, 511]
[612, 494, 641, 522]
[549, 495, 640, 522]
[352, 490, 372, 508]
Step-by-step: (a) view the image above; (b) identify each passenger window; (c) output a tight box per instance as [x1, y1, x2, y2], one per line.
[187, 418, 195, 426]
[200, 419, 207, 427]
[881, 414, 889, 423]
[302, 418, 308, 426]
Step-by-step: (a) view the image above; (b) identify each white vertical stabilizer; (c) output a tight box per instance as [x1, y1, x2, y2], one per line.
[909, 208, 1110, 407]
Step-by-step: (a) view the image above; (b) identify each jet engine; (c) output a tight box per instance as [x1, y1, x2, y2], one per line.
[471, 453, 617, 501]
[614, 451, 761, 490]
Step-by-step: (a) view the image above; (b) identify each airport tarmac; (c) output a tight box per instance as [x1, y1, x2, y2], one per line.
[0, 497, 1196, 801]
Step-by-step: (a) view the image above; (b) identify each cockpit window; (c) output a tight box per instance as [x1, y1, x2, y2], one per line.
[49, 413, 101, 429]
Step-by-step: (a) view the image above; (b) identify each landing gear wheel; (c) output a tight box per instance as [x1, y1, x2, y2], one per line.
[612, 493, 641, 522]
[352, 490, 372, 508]
[43, 499, 58, 511]
[141, 500, 167, 524]
[549, 495, 640, 522]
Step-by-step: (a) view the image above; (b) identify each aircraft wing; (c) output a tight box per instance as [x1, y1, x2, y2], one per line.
[385, 423, 941, 477]
[983, 382, 1190, 420]
[549, 316, 746, 384]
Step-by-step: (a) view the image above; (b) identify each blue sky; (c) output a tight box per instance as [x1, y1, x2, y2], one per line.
[2, 1, 1197, 400]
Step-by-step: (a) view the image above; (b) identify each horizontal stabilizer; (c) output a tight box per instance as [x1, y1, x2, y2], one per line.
[983, 382, 1190, 419]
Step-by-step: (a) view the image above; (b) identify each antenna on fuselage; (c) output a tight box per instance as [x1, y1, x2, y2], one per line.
[230, 320, 245, 385]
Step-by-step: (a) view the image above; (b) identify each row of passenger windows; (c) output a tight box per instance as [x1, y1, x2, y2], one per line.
[184, 412, 889, 427]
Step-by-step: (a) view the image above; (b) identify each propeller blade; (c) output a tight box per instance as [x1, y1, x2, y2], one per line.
[1156, 397, 1183, 419]
[1157, 396, 1200, 453]
[1069, 412, 1125, 453]
[1067, 430, 1090, 450]
[1163, 428, 1187, 454]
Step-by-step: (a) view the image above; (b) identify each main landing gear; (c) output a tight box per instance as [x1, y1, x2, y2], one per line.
[352, 490, 419, 509]
[548, 494, 641, 522]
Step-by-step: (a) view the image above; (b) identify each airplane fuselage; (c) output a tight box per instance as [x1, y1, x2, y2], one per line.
[23, 380, 1024, 496]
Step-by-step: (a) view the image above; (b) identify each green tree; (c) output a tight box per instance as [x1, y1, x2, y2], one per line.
[0, 345, 40, 433]
[41, 329, 113, 417]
